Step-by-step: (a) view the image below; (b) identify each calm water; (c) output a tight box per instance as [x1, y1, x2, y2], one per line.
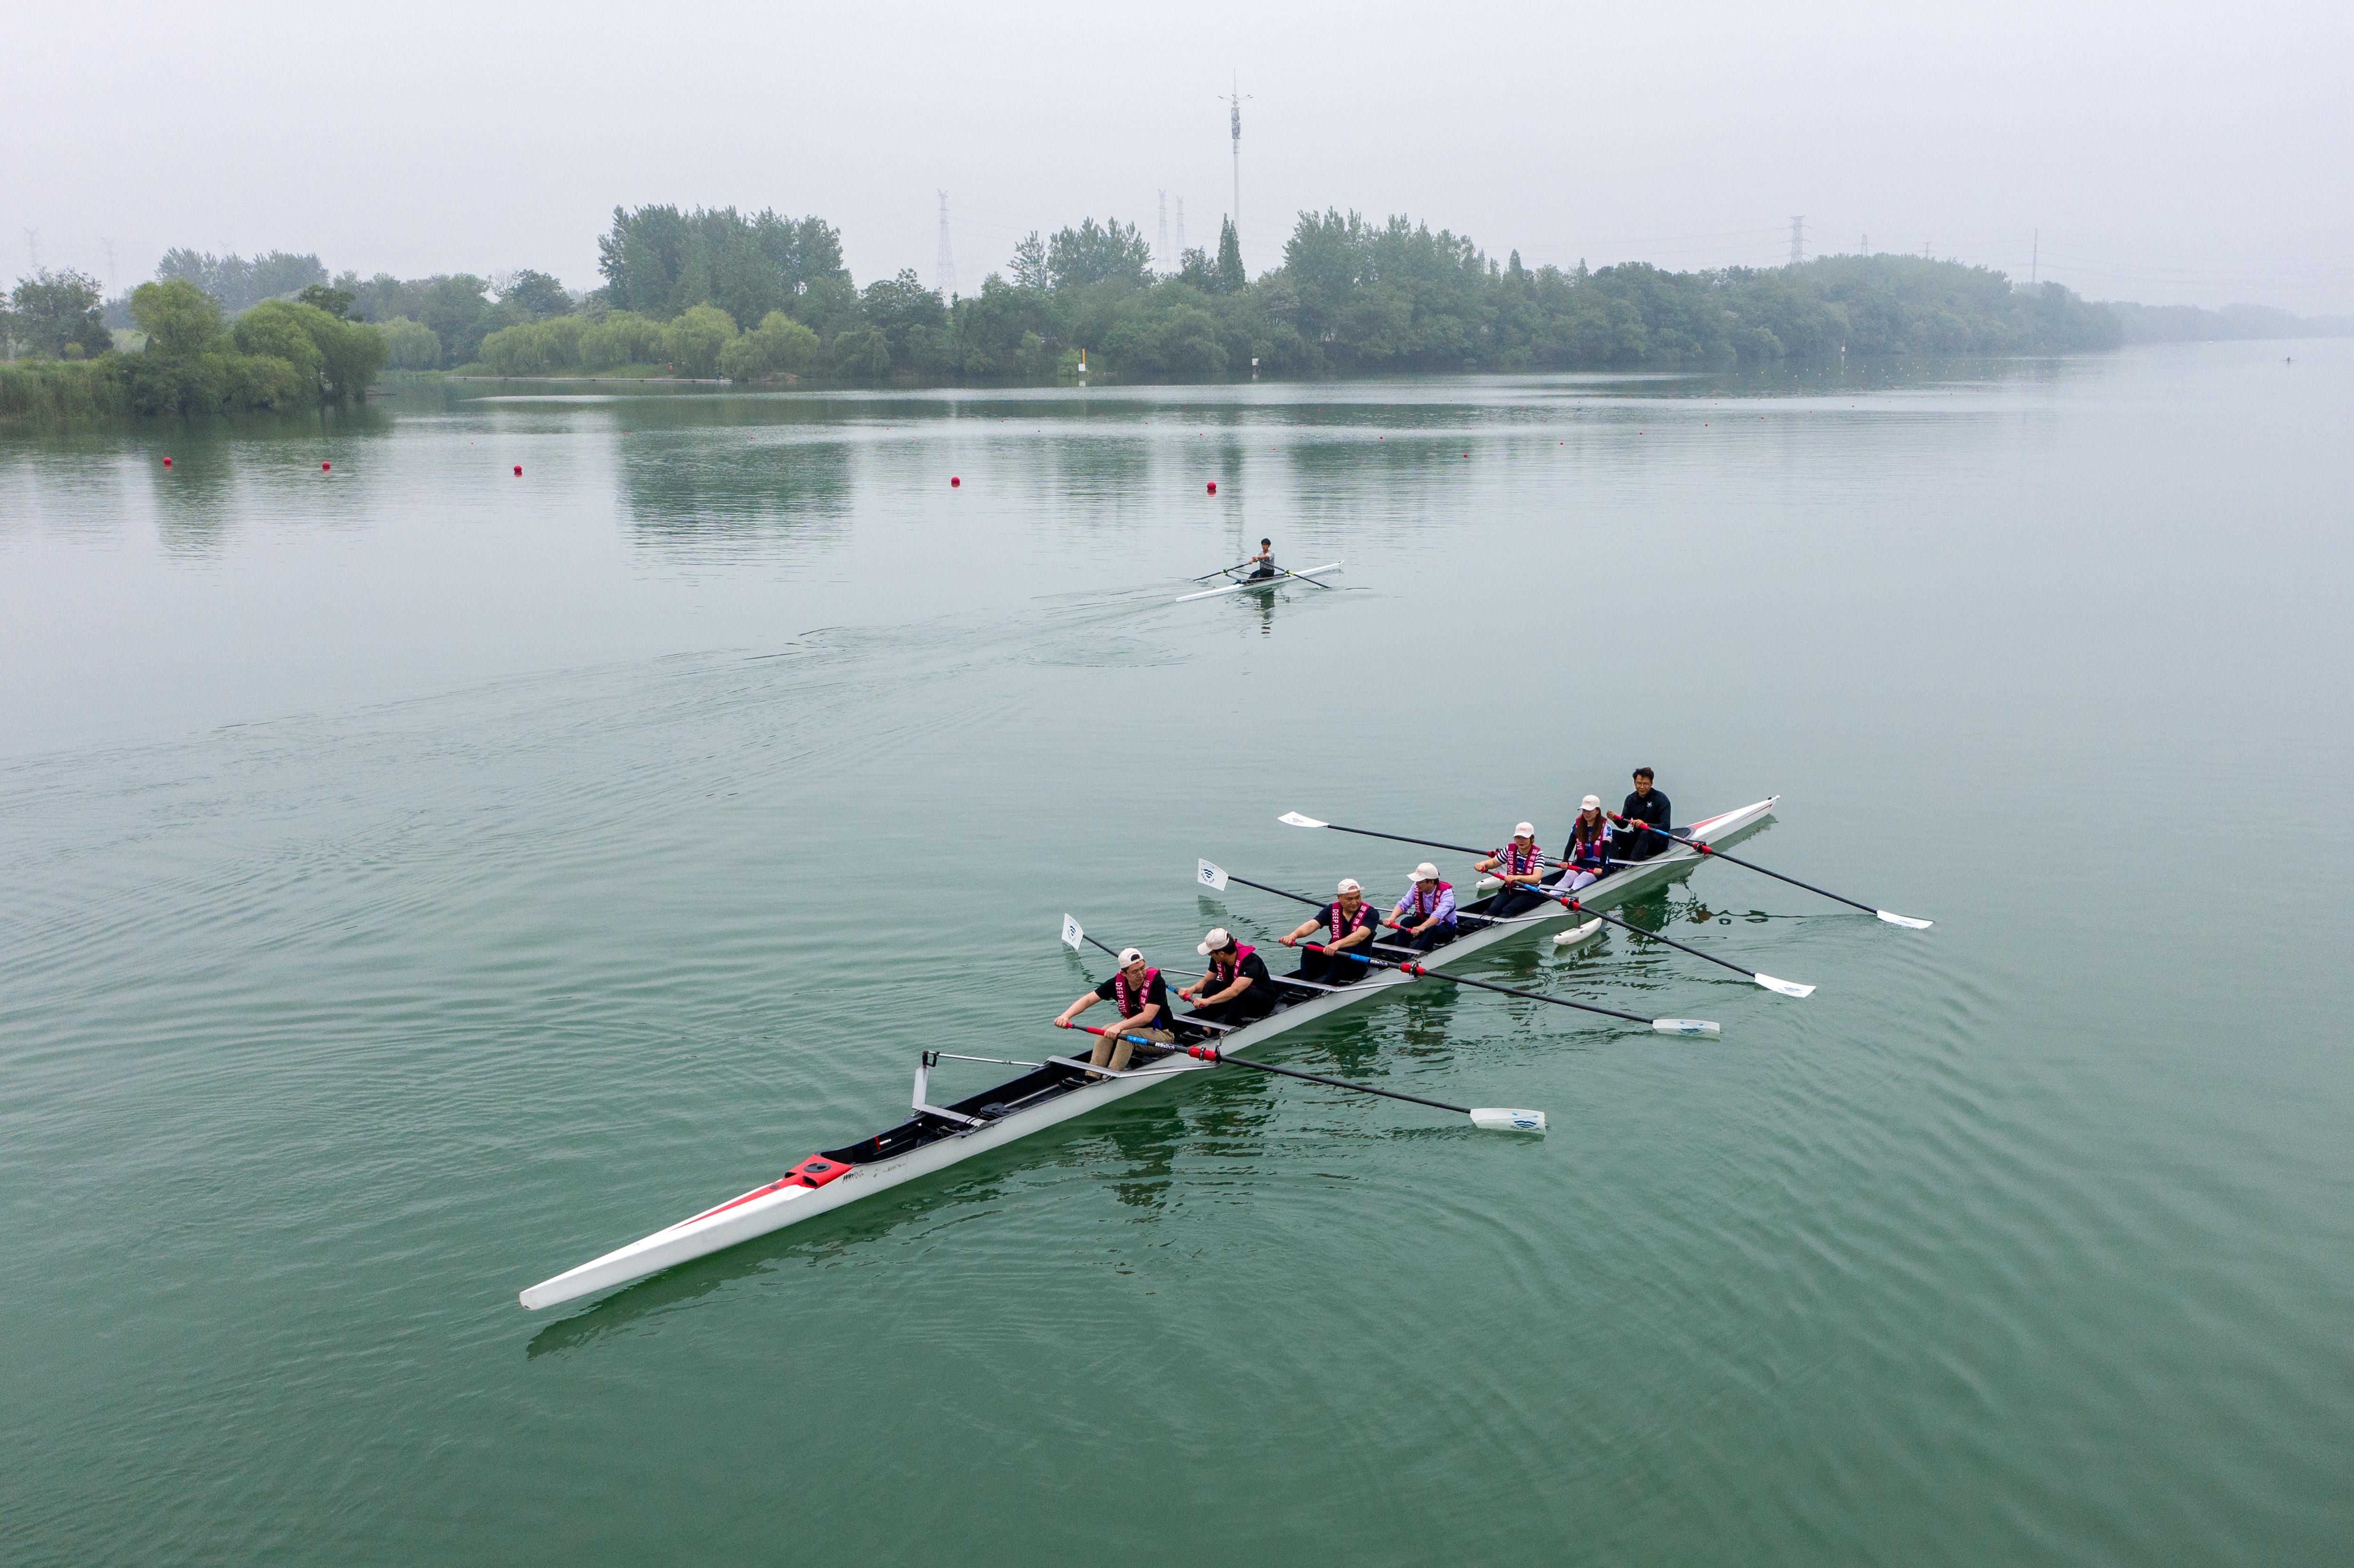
[3, 347, 2348, 1566]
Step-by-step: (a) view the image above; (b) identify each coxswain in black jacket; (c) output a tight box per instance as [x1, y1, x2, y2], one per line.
[1616, 769, 1673, 860]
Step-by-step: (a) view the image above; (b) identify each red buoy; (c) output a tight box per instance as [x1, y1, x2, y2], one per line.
[513, 465, 522, 476]
[1207, 481, 1217, 494]
[950, 476, 960, 487]
[321, 461, 331, 471]
[161, 457, 173, 467]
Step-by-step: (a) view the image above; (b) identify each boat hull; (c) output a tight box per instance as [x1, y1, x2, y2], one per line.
[517, 796, 1778, 1309]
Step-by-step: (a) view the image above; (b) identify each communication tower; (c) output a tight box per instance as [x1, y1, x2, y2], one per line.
[935, 192, 957, 300]
[1219, 75, 1251, 267]
[1789, 216, 1806, 266]
[1157, 191, 1170, 272]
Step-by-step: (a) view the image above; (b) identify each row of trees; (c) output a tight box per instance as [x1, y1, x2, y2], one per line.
[0, 268, 388, 420]
[6, 204, 2132, 420]
[512, 203, 2117, 383]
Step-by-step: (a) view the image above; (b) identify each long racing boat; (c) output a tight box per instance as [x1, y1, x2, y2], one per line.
[516, 796, 1779, 1310]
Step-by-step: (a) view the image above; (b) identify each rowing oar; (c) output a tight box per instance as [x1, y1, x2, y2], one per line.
[1611, 817, 1932, 928]
[1190, 558, 1255, 582]
[1059, 1023, 1544, 1133]
[1279, 811, 1504, 858]
[1522, 887, 1814, 997]
[1306, 944, 1719, 1035]
[1059, 913, 1129, 961]
[1198, 858, 1507, 930]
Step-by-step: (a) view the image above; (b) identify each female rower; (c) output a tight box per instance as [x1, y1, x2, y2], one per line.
[1476, 822, 1551, 917]
[1389, 864, 1459, 951]
[1562, 796, 1612, 890]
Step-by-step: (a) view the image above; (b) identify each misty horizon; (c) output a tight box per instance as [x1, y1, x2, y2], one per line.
[8, 0, 2351, 314]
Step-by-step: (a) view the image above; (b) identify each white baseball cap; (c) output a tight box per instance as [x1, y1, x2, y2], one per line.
[1117, 947, 1145, 967]
[1197, 928, 1234, 955]
[1513, 821, 1536, 839]
[1581, 795, 1602, 811]
[1412, 862, 1440, 881]
[1337, 877, 1362, 895]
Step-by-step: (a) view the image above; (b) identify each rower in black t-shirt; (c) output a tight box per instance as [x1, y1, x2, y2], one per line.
[1054, 947, 1175, 1074]
[1613, 767, 1674, 862]
[1280, 877, 1381, 983]
[1181, 928, 1275, 1025]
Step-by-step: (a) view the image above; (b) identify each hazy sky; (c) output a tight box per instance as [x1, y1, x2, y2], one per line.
[8, 0, 2351, 310]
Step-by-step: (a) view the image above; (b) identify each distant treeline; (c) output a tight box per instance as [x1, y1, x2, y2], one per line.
[2106, 300, 2354, 344]
[9, 204, 2347, 422]
[451, 203, 2127, 384]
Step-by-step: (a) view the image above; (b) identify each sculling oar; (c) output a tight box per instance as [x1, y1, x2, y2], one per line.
[1198, 859, 1505, 931]
[1059, 913, 1131, 962]
[1190, 558, 1256, 582]
[1538, 888, 1814, 997]
[1306, 944, 1719, 1035]
[1611, 817, 1932, 928]
[1280, 812, 1504, 859]
[1196, 859, 1323, 909]
[1063, 1023, 1545, 1133]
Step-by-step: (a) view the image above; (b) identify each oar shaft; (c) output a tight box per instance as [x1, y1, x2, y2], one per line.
[1307, 943, 1652, 1025]
[1220, 871, 1325, 908]
[1615, 817, 1878, 915]
[1318, 821, 1498, 859]
[1196, 1050, 1471, 1115]
[1557, 895, 1758, 979]
[1071, 1024, 1473, 1115]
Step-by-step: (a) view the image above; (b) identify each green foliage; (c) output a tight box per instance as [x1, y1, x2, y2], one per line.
[1047, 218, 1154, 291]
[596, 205, 846, 326]
[719, 311, 821, 380]
[830, 325, 891, 380]
[379, 317, 442, 370]
[1214, 219, 1245, 295]
[129, 280, 225, 356]
[6, 269, 114, 358]
[498, 269, 571, 321]
[155, 248, 327, 313]
[0, 357, 129, 421]
[662, 304, 738, 378]
[581, 311, 666, 370]
[298, 284, 359, 319]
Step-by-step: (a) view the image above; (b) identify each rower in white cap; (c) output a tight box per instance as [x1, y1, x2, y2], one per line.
[1476, 822, 1550, 917]
[1180, 928, 1274, 1025]
[1279, 877, 1382, 984]
[1389, 863, 1459, 952]
[1053, 947, 1175, 1075]
[1563, 795, 1612, 889]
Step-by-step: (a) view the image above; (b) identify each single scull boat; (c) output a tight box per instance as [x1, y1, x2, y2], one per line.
[516, 796, 1779, 1310]
[1175, 562, 1343, 602]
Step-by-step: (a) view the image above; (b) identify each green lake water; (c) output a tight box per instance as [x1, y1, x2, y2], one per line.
[2, 346, 2348, 1565]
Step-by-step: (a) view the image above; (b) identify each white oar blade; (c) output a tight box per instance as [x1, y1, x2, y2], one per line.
[1755, 973, 1815, 998]
[1652, 1018, 1721, 1037]
[1470, 1108, 1547, 1134]
[1877, 909, 1934, 930]
[1552, 919, 1604, 948]
[1278, 811, 1328, 828]
[1061, 914, 1085, 951]
[1196, 859, 1230, 893]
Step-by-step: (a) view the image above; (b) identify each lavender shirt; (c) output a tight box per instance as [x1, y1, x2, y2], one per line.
[1393, 882, 1457, 926]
